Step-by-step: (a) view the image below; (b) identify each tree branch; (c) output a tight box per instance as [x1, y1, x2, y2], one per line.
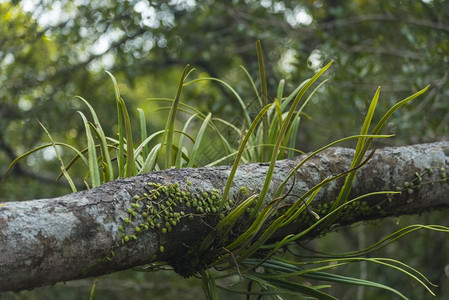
[0, 142, 448, 292]
[318, 14, 449, 33]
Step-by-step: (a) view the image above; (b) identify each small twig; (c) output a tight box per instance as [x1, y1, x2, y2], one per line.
[222, 247, 243, 285]
[289, 194, 320, 220]
[268, 171, 296, 206]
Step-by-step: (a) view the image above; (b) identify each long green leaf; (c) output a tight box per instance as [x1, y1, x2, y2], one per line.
[279, 192, 399, 247]
[273, 134, 393, 199]
[256, 61, 333, 212]
[154, 105, 234, 159]
[318, 224, 449, 259]
[38, 121, 77, 192]
[105, 71, 126, 178]
[286, 117, 300, 159]
[277, 79, 285, 104]
[76, 96, 114, 182]
[3, 142, 88, 182]
[184, 77, 252, 126]
[187, 112, 211, 168]
[140, 143, 161, 173]
[89, 277, 98, 300]
[277, 255, 435, 289]
[117, 96, 134, 177]
[325, 87, 382, 225]
[244, 273, 338, 300]
[137, 108, 149, 159]
[256, 40, 269, 162]
[283, 78, 329, 159]
[216, 285, 302, 297]
[354, 86, 381, 159]
[201, 271, 219, 300]
[306, 271, 408, 299]
[326, 85, 429, 228]
[235, 172, 359, 262]
[78, 112, 100, 188]
[220, 103, 272, 211]
[239, 65, 261, 107]
[162, 65, 190, 169]
[246, 260, 408, 299]
[280, 79, 308, 111]
[372, 85, 430, 136]
[175, 114, 196, 168]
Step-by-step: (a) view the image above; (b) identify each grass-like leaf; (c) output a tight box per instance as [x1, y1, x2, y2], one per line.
[184, 77, 252, 126]
[137, 108, 149, 159]
[162, 65, 190, 169]
[175, 114, 196, 168]
[256, 40, 269, 161]
[244, 273, 338, 300]
[153, 103, 234, 159]
[318, 224, 449, 259]
[323, 87, 382, 227]
[89, 277, 98, 300]
[106, 71, 125, 178]
[118, 96, 134, 177]
[273, 134, 393, 200]
[140, 143, 162, 173]
[279, 192, 399, 247]
[76, 96, 114, 182]
[187, 112, 211, 168]
[239, 65, 261, 107]
[201, 271, 219, 300]
[105, 72, 135, 177]
[271, 255, 436, 294]
[3, 142, 88, 183]
[245, 260, 409, 299]
[256, 60, 333, 212]
[38, 121, 77, 192]
[205, 144, 304, 168]
[325, 85, 430, 229]
[77, 112, 101, 188]
[219, 103, 272, 211]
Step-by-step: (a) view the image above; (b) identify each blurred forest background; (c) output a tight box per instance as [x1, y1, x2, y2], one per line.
[1, 0, 448, 299]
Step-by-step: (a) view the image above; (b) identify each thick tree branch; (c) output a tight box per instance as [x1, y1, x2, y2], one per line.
[0, 142, 448, 292]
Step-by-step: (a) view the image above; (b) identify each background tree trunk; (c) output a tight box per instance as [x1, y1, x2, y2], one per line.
[1, 142, 448, 292]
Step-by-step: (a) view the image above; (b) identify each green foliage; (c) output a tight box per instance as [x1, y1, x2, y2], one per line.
[89, 277, 98, 300]
[2, 1, 448, 190]
[3, 2, 449, 297]
[5, 41, 447, 300]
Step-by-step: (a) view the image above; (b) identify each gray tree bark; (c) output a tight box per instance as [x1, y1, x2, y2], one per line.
[0, 142, 448, 292]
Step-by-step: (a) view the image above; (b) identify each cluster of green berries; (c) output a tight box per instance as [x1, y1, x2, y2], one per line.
[115, 181, 239, 255]
[97, 182, 248, 263]
[395, 166, 447, 196]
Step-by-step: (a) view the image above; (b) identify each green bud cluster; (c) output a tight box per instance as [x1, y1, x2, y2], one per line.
[394, 166, 447, 196]
[119, 182, 208, 245]
[103, 181, 242, 262]
[294, 199, 377, 235]
[186, 188, 222, 215]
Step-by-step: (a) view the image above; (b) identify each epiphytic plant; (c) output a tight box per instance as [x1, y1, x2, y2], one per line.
[6, 41, 448, 300]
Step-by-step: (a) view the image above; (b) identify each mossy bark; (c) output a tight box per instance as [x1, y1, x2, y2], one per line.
[0, 142, 448, 292]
